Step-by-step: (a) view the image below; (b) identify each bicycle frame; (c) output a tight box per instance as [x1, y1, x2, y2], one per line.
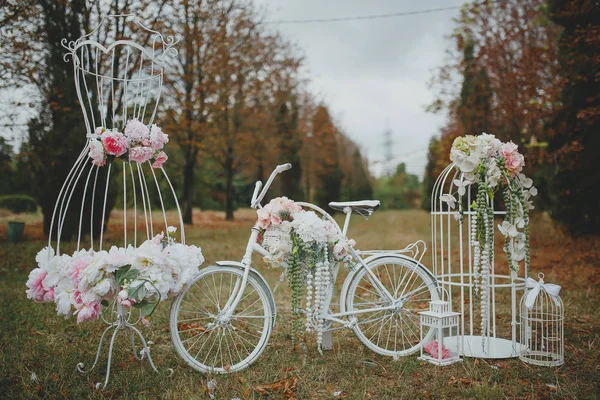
[218, 164, 428, 332]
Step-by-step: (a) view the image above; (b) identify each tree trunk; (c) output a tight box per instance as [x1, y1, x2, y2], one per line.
[225, 150, 235, 221]
[182, 158, 194, 224]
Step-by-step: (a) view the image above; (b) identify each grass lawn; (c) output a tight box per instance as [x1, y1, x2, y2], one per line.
[0, 209, 598, 399]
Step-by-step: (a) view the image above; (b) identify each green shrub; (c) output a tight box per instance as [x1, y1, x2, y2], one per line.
[0, 195, 38, 213]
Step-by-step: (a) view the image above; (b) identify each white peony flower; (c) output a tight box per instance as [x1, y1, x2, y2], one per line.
[92, 278, 114, 297]
[55, 291, 73, 316]
[132, 240, 165, 270]
[35, 247, 55, 270]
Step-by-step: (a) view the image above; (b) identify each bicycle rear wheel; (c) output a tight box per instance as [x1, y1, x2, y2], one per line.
[170, 265, 274, 373]
[343, 256, 438, 357]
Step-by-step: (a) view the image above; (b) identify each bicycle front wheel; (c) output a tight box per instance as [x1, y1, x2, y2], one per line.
[343, 256, 439, 357]
[170, 265, 274, 373]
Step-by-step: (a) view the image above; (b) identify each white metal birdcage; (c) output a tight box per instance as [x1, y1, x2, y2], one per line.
[419, 289, 462, 366]
[520, 273, 564, 366]
[51, 14, 181, 255]
[431, 164, 527, 358]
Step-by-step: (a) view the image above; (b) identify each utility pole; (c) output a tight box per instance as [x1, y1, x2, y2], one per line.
[382, 119, 394, 176]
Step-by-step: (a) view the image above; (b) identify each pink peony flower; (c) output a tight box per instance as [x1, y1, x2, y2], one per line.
[70, 257, 91, 285]
[117, 297, 133, 307]
[124, 118, 150, 144]
[498, 141, 518, 158]
[150, 124, 169, 150]
[141, 317, 151, 327]
[73, 290, 83, 307]
[43, 287, 55, 302]
[424, 341, 453, 359]
[152, 151, 168, 168]
[498, 141, 525, 176]
[271, 213, 282, 226]
[504, 151, 525, 176]
[333, 241, 348, 259]
[88, 140, 106, 166]
[280, 197, 302, 214]
[129, 146, 154, 164]
[76, 301, 100, 323]
[25, 268, 48, 302]
[101, 129, 128, 157]
[257, 207, 271, 229]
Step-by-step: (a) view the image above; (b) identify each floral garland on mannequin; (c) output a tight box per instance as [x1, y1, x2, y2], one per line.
[440, 133, 536, 348]
[257, 197, 354, 354]
[88, 118, 169, 168]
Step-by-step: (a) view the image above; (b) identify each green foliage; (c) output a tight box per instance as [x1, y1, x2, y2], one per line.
[375, 163, 421, 209]
[314, 165, 343, 210]
[544, 0, 600, 234]
[25, 0, 116, 240]
[421, 137, 441, 211]
[0, 195, 37, 214]
[0, 138, 14, 196]
[276, 96, 304, 202]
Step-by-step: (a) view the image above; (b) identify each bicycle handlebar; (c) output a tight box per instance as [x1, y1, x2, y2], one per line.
[277, 163, 292, 172]
[251, 163, 292, 208]
[250, 181, 263, 206]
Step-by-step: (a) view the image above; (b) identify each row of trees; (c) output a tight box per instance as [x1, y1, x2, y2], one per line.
[0, 0, 372, 236]
[423, 0, 599, 234]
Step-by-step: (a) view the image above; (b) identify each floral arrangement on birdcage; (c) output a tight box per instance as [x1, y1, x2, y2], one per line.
[440, 133, 537, 338]
[257, 197, 354, 353]
[26, 227, 204, 324]
[88, 118, 169, 168]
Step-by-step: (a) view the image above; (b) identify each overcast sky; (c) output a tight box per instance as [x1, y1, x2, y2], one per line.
[1, 1, 462, 178]
[255, 0, 463, 177]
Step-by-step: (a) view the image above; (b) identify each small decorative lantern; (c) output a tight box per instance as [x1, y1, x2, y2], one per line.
[419, 292, 462, 366]
[520, 273, 564, 366]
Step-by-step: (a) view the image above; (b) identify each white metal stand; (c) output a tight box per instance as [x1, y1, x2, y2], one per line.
[76, 303, 165, 390]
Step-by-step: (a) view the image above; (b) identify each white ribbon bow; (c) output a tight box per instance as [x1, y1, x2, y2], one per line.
[524, 276, 561, 309]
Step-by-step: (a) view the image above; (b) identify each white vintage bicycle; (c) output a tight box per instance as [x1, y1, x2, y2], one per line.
[170, 164, 440, 373]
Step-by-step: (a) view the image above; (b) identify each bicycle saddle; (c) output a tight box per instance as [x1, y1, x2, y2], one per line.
[328, 200, 381, 217]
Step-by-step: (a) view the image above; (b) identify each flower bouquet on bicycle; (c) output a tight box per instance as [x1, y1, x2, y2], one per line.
[170, 164, 439, 373]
